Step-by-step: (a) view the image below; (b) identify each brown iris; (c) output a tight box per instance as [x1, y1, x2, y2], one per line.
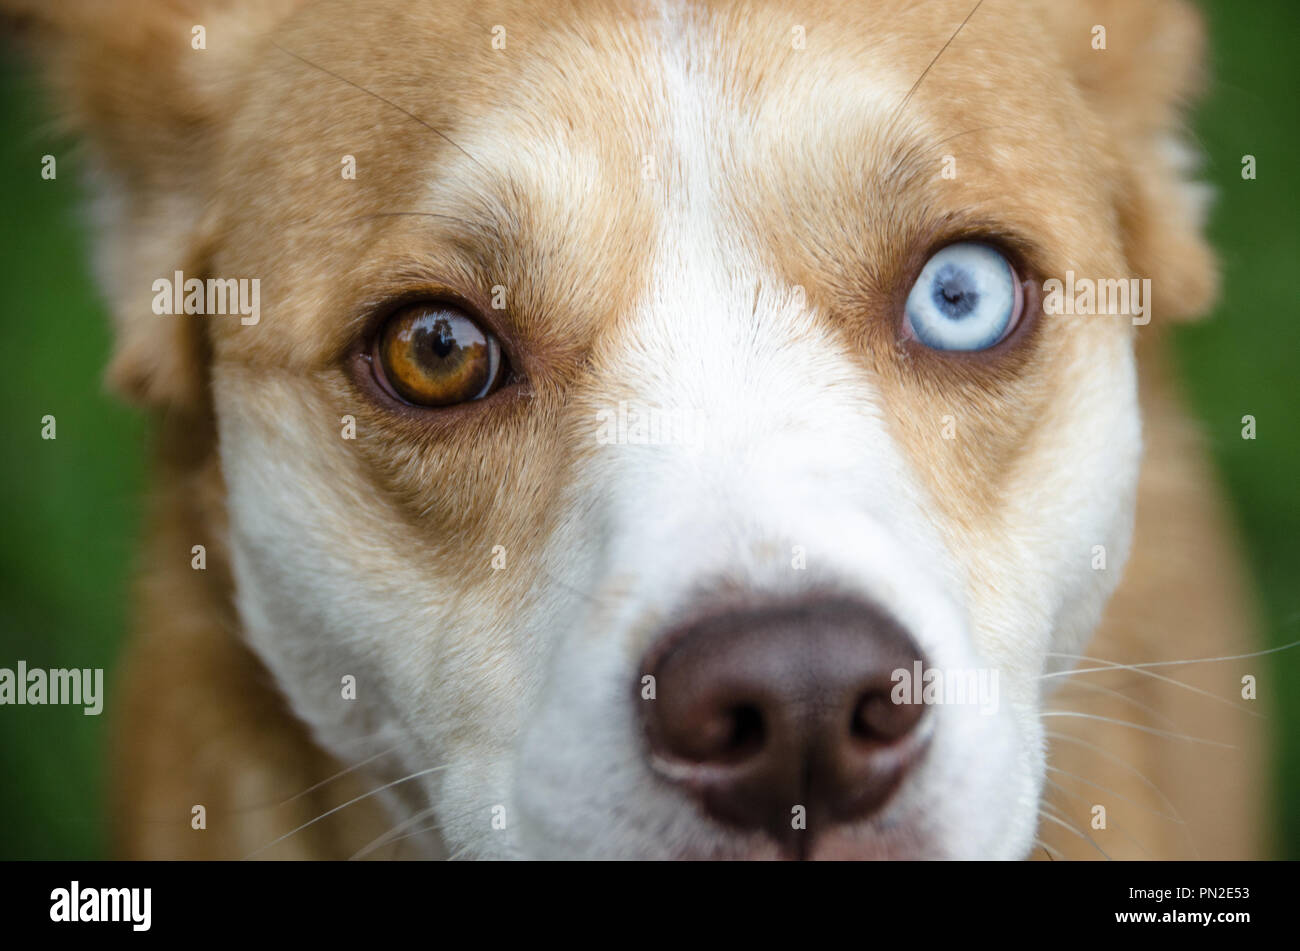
[374, 304, 503, 407]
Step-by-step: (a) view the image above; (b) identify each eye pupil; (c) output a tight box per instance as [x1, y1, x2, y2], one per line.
[931, 264, 978, 318]
[422, 318, 458, 359]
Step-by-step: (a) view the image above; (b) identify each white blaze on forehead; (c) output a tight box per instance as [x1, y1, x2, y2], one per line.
[571, 5, 970, 668]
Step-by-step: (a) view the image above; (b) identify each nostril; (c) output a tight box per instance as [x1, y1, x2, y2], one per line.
[852, 687, 922, 744]
[666, 702, 766, 764]
[722, 704, 765, 761]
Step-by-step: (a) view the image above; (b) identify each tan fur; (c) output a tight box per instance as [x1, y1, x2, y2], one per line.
[3, 0, 1263, 858]
[1039, 336, 1267, 859]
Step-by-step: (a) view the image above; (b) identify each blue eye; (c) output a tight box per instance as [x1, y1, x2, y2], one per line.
[903, 242, 1023, 351]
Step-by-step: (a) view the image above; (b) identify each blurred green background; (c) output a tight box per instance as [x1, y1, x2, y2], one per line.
[0, 0, 1296, 859]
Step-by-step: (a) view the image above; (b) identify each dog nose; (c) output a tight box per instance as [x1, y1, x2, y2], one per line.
[640, 596, 930, 849]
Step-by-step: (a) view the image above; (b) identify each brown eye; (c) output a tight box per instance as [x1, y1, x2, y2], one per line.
[373, 304, 504, 407]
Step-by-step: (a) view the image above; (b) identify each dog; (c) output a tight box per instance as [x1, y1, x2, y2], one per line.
[4, 0, 1266, 859]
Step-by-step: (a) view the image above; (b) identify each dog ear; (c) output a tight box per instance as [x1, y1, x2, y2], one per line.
[2, 0, 303, 406]
[1044, 0, 1218, 323]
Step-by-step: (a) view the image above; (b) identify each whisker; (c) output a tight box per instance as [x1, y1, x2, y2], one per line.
[1044, 765, 1179, 823]
[1050, 677, 1179, 729]
[349, 795, 506, 861]
[928, 123, 1012, 148]
[278, 209, 485, 235]
[1040, 651, 1265, 717]
[1043, 641, 1300, 677]
[271, 43, 488, 173]
[1042, 777, 1151, 858]
[890, 0, 986, 122]
[342, 211, 480, 227]
[1033, 837, 1062, 861]
[123, 730, 414, 824]
[283, 745, 402, 805]
[378, 820, 447, 855]
[1045, 732, 1196, 857]
[349, 805, 441, 861]
[1043, 730, 1191, 833]
[1036, 807, 1110, 860]
[540, 569, 623, 612]
[242, 764, 453, 860]
[1041, 711, 1237, 749]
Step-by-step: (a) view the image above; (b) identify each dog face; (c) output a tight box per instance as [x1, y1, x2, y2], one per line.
[13, 0, 1216, 858]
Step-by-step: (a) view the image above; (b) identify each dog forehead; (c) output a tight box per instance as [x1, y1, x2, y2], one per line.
[212, 0, 1107, 371]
